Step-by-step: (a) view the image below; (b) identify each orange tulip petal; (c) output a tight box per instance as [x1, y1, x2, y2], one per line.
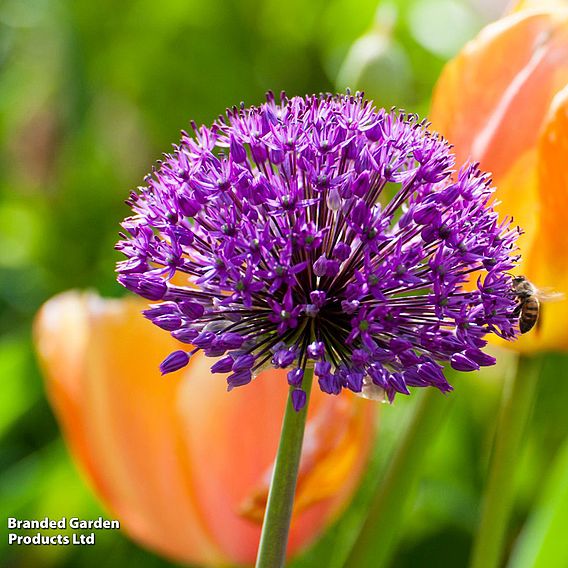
[431, 10, 568, 256]
[34, 291, 376, 565]
[237, 394, 376, 532]
[518, 85, 568, 351]
[431, 11, 568, 179]
[533, 85, 568, 260]
[35, 292, 230, 565]
[175, 352, 376, 563]
[292, 395, 375, 516]
[175, 355, 290, 563]
[431, 8, 568, 355]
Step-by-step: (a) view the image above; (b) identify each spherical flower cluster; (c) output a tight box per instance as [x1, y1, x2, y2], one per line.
[117, 92, 520, 410]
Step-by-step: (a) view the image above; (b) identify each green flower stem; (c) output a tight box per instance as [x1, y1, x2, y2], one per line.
[344, 387, 452, 568]
[255, 367, 314, 568]
[470, 355, 542, 568]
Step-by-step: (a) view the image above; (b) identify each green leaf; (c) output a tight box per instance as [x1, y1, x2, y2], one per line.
[508, 434, 568, 568]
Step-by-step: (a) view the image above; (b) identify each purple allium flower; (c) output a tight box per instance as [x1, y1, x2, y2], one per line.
[117, 92, 520, 407]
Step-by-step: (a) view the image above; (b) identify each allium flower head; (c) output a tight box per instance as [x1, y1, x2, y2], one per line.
[117, 92, 520, 410]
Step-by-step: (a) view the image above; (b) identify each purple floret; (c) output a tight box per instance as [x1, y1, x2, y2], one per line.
[117, 91, 520, 405]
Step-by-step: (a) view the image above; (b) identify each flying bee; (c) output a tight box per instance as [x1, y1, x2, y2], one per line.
[510, 275, 564, 334]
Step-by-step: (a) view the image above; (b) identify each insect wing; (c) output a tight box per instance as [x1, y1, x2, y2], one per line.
[535, 288, 565, 303]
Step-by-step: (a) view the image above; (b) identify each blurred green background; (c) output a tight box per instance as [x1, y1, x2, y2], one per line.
[5, 0, 568, 567]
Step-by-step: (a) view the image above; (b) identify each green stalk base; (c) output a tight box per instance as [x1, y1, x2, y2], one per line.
[470, 355, 541, 568]
[255, 367, 314, 568]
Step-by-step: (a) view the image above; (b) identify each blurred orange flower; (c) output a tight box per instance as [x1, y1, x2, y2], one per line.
[34, 291, 376, 566]
[430, 6, 568, 352]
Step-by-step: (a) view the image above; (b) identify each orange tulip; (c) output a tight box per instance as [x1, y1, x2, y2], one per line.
[430, 6, 568, 352]
[34, 291, 376, 566]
